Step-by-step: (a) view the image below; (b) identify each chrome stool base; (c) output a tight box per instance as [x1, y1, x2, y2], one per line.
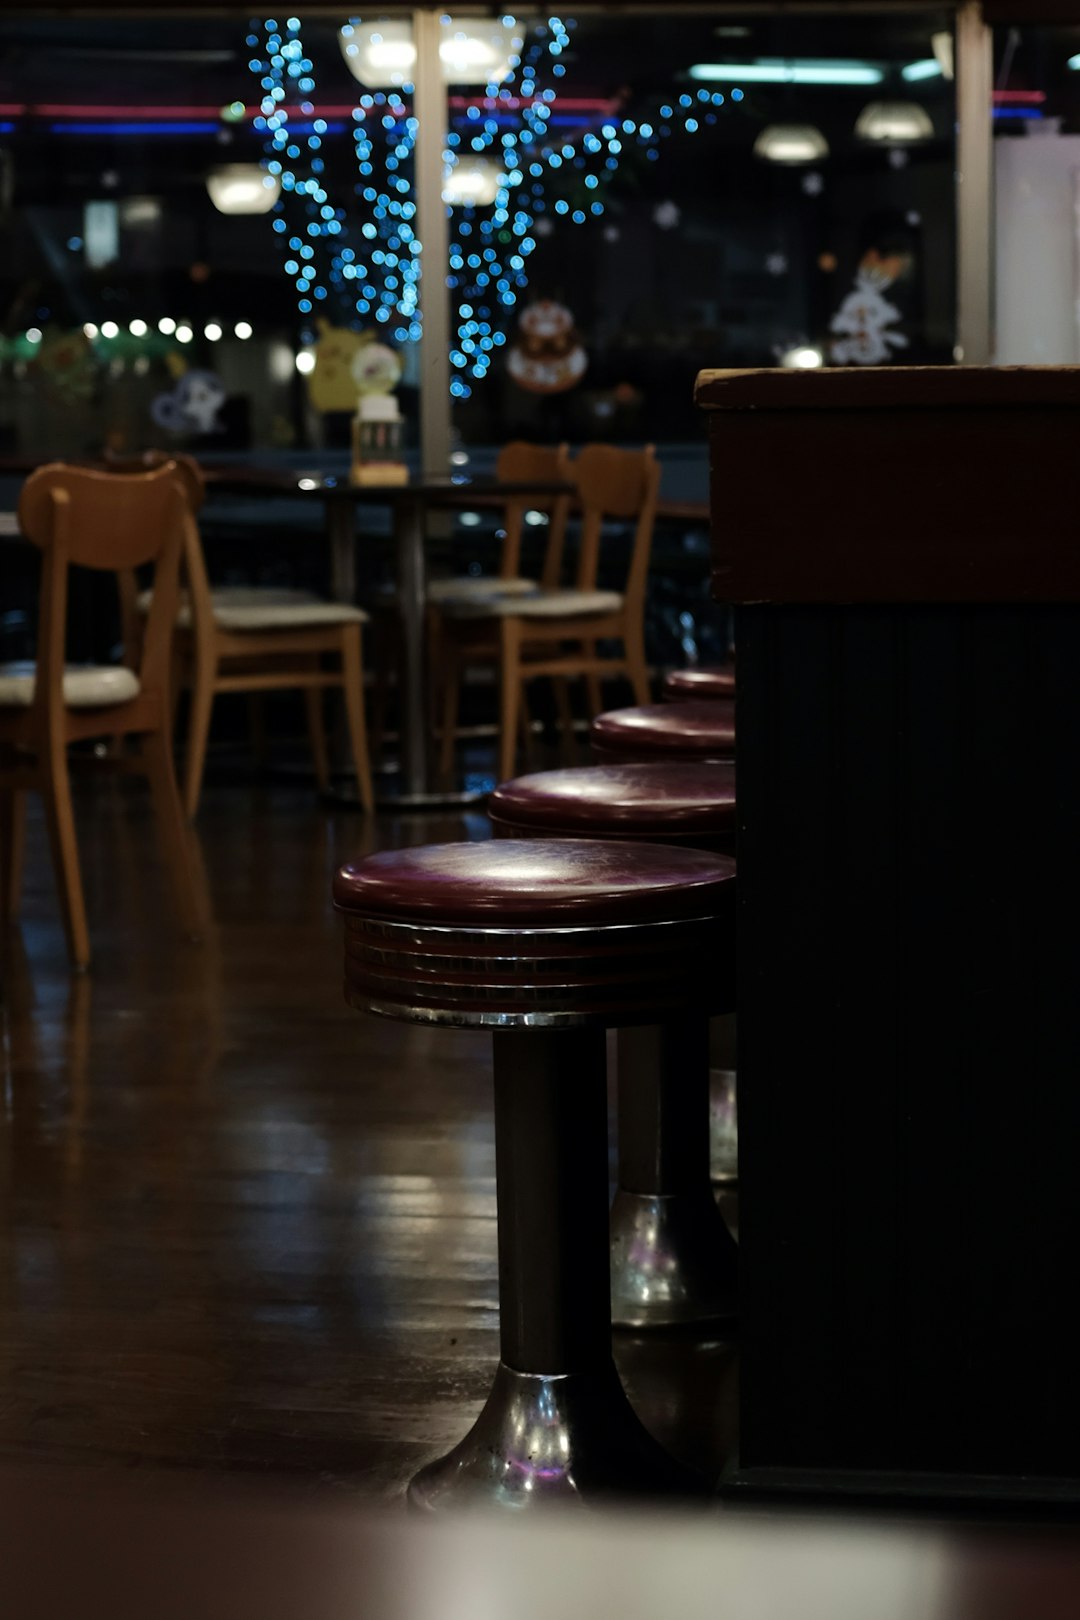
[407, 1361, 694, 1512]
[610, 1186, 737, 1329]
[710, 1066, 738, 1186]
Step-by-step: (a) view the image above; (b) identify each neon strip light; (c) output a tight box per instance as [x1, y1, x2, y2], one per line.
[0, 97, 616, 119]
[992, 106, 1044, 119]
[47, 119, 347, 136]
[991, 90, 1047, 103]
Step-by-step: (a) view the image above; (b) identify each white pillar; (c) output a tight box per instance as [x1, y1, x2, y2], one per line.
[955, 0, 994, 365]
[413, 6, 452, 476]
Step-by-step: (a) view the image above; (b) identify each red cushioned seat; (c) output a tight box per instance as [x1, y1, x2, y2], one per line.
[663, 665, 735, 701]
[591, 700, 735, 764]
[489, 762, 735, 853]
[334, 838, 735, 1027]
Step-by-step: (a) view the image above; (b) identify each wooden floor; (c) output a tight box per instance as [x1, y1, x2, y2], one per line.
[0, 760, 738, 1503]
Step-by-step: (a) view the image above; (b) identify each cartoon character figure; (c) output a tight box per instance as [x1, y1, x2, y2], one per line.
[150, 371, 226, 435]
[829, 250, 910, 365]
[507, 299, 587, 395]
[307, 320, 372, 413]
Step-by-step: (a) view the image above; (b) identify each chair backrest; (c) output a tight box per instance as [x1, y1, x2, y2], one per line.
[571, 444, 660, 607]
[494, 440, 572, 589]
[103, 450, 214, 657]
[17, 461, 187, 724]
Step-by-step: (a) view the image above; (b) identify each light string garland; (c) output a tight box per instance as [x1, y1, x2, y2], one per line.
[247, 15, 736, 393]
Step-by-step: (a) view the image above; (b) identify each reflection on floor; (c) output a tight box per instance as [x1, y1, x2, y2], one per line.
[0, 770, 737, 1502]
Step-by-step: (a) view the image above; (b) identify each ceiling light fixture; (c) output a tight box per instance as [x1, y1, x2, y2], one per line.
[902, 59, 943, 82]
[206, 162, 281, 215]
[854, 101, 934, 144]
[339, 16, 523, 90]
[690, 60, 883, 86]
[442, 155, 503, 208]
[754, 123, 829, 164]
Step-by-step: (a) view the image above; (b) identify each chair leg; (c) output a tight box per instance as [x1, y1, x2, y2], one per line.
[498, 621, 522, 785]
[40, 740, 91, 971]
[304, 679, 331, 795]
[0, 786, 26, 921]
[439, 646, 462, 780]
[183, 654, 218, 820]
[369, 613, 393, 767]
[340, 627, 374, 812]
[141, 728, 207, 942]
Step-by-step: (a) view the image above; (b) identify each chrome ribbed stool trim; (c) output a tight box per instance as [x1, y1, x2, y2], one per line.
[342, 911, 730, 1030]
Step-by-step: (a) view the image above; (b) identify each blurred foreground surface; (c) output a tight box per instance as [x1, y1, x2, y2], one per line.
[4, 1461, 1080, 1620]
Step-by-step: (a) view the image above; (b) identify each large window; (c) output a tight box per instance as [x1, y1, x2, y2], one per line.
[0, 8, 956, 464]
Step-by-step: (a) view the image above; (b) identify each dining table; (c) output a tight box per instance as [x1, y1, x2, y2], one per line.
[1, 453, 709, 807]
[202, 464, 579, 806]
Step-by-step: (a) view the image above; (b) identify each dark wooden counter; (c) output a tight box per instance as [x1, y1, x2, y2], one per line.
[698, 364, 1080, 1506]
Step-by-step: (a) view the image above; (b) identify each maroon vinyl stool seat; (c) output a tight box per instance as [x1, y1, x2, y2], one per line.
[334, 839, 735, 1512]
[489, 764, 737, 1330]
[591, 699, 735, 764]
[662, 664, 736, 701]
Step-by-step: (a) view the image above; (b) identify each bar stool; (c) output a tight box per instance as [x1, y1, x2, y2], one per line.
[591, 699, 735, 764]
[334, 838, 735, 1510]
[489, 763, 736, 1329]
[663, 665, 735, 701]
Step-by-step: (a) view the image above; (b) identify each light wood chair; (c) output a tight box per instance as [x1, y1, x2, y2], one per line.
[125, 453, 374, 819]
[438, 444, 660, 784]
[0, 462, 206, 971]
[370, 441, 572, 759]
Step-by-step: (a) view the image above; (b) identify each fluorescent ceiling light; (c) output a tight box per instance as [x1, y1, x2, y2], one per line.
[902, 59, 943, 82]
[1069, 52, 1080, 69]
[690, 60, 884, 86]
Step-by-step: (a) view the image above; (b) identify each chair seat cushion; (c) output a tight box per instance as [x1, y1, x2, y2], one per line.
[591, 700, 736, 763]
[138, 586, 367, 631]
[488, 762, 736, 851]
[335, 839, 736, 1028]
[439, 587, 623, 620]
[663, 665, 736, 701]
[335, 837, 732, 927]
[430, 576, 537, 602]
[0, 661, 140, 709]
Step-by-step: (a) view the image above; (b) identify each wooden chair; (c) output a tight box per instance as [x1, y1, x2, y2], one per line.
[370, 441, 572, 758]
[124, 452, 374, 819]
[0, 462, 205, 971]
[428, 440, 573, 602]
[438, 444, 660, 784]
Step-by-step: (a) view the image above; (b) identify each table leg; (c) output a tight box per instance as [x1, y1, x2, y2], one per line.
[394, 494, 428, 800]
[327, 499, 357, 605]
[379, 495, 486, 808]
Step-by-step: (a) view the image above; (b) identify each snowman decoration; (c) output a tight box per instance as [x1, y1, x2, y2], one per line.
[507, 299, 587, 394]
[349, 341, 407, 485]
[829, 251, 909, 365]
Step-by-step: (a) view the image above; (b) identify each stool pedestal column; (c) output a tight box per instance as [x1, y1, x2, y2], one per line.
[408, 1027, 692, 1511]
[612, 1019, 738, 1327]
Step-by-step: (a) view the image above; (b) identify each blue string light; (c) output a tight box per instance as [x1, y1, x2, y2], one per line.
[250, 14, 735, 394]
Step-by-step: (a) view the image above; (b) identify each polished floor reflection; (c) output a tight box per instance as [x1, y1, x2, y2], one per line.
[0, 769, 736, 1501]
